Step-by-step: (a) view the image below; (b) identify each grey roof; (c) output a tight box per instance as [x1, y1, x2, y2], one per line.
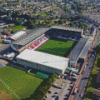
[51, 25, 83, 33]
[12, 28, 50, 46]
[80, 37, 93, 59]
[68, 38, 88, 62]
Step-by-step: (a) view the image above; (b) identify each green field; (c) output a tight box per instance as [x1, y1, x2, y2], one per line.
[53, 4, 60, 9]
[9, 25, 26, 30]
[41, 12, 50, 17]
[36, 39, 77, 57]
[0, 66, 43, 100]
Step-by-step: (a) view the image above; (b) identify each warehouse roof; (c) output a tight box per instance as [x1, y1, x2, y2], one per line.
[8, 31, 26, 40]
[68, 38, 88, 62]
[16, 49, 69, 70]
[12, 28, 50, 46]
[80, 37, 93, 59]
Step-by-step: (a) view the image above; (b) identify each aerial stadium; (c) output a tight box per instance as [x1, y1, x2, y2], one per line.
[10, 25, 94, 75]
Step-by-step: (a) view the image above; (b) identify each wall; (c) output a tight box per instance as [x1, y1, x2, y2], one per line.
[16, 58, 63, 75]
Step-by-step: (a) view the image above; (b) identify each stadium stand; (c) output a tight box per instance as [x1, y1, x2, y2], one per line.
[51, 25, 83, 35]
[11, 26, 83, 52]
[28, 36, 48, 50]
[12, 28, 50, 46]
[16, 49, 69, 75]
[79, 37, 94, 60]
[11, 28, 50, 51]
[68, 38, 88, 67]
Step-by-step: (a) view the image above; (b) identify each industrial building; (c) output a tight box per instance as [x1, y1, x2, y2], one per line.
[16, 49, 69, 75]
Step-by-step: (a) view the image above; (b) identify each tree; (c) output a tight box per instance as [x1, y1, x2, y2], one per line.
[54, 21, 58, 24]
[69, 22, 74, 27]
[28, 20, 36, 29]
[58, 19, 63, 24]
[65, 14, 69, 19]
[77, 14, 83, 19]
[11, 30, 14, 34]
[72, 4, 77, 10]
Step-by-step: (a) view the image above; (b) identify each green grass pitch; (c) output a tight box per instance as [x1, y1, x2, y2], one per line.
[0, 66, 43, 100]
[36, 39, 77, 57]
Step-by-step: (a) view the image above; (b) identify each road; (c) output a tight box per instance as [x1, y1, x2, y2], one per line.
[73, 54, 95, 100]
[73, 30, 100, 100]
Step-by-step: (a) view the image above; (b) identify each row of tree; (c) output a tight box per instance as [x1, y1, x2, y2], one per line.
[85, 44, 100, 99]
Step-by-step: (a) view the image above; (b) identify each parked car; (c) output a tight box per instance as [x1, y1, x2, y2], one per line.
[77, 89, 80, 92]
[72, 73, 76, 76]
[52, 95, 56, 97]
[45, 95, 48, 98]
[54, 92, 58, 94]
[74, 87, 78, 94]
[79, 93, 83, 98]
[48, 91, 51, 94]
[55, 96, 59, 100]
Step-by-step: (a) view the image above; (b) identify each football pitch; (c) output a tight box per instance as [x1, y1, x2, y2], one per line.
[0, 66, 43, 100]
[36, 39, 77, 57]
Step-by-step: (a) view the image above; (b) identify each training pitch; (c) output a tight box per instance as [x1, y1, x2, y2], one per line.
[0, 66, 43, 100]
[36, 39, 77, 57]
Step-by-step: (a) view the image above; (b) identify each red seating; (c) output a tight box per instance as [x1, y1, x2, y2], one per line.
[28, 37, 48, 50]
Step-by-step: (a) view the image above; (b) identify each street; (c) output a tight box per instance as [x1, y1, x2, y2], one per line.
[73, 30, 100, 100]
[73, 54, 95, 100]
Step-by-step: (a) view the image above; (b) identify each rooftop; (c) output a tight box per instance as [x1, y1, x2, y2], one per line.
[93, 88, 100, 97]
[96, 71, 100, 83]
[51, 25, 83, 33]
[8, 31, 26, 40]
[68, 38, 88, 62]
[12, 28, 50, 46]
[16, 49, 69, 70]
[80, 37, 94, 59]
